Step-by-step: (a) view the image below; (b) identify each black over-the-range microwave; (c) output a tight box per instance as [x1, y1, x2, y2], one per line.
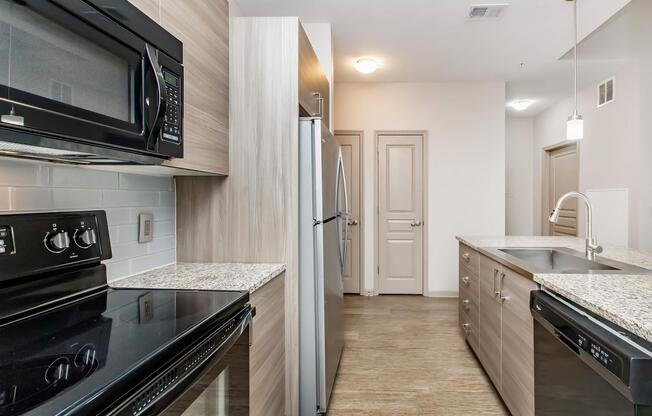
[0, 0, 183, 165]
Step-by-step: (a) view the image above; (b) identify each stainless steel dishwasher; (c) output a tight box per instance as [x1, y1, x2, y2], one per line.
[531, 290, 652, 415]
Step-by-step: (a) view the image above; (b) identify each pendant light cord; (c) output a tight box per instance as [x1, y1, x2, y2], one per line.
[573, 0, 578, 114]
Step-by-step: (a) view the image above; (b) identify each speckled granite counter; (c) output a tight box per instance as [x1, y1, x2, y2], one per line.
[457, 236, 652, 343]
[110, 262, 286, 293]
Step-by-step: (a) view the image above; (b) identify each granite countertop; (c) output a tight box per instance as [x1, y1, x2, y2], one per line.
[110, 262, 286, 293]
[457, 235, 652, 343]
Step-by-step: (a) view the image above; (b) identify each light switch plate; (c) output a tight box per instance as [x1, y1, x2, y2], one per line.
[138, 213, 154, 243]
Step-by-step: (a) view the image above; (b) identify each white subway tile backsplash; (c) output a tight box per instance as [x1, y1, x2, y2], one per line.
[130, 206, 174, 222]
[147, 235, 175, 254]
[52, 189, 103, 210]
[0, 187, 10, 211]
[159, 191, 175, 206]
[0, 159, 175, 282]
[105, 207, 132, 226]
[102, 190, 160, 207]
[0, 159, 50, 186]
[154, 220, 175, 236]
[52, 166, 119, 189]
[130, 249, 175, 274]
[119, 173, 171, 191]
[11, 187, 53, 211]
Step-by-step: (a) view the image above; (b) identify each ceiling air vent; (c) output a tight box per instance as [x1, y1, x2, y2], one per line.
[467, 4, 509, 20]
[597, 77, 615, 108]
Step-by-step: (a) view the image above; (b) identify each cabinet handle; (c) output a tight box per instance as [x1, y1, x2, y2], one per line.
[499, 272, 508, 302]
[312, 92, 324, 117]
[462, 323, 471, 335]
[462, 253, 471, 262]
[462, 299, 471, 311]
[462, 276, 470, 287]
[492, 268, 500, 298]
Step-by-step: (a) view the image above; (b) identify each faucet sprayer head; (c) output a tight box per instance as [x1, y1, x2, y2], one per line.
[549, 208, 561, 223]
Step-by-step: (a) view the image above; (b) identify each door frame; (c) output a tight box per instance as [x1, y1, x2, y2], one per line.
[541, 141, 580, 235]
[374, 130, 429, 296]
[335, 130, 365, 295]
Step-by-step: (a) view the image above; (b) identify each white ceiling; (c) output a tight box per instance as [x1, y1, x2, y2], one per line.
[236, 0, 632, 116]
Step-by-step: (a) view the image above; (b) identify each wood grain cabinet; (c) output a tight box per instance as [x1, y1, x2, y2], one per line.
[249, 272, 286, 416]
[298, 26, 330, 130]
[458, 243, 537, 416]
[128, 0, 229, 175]
[478, 255, 502, 389]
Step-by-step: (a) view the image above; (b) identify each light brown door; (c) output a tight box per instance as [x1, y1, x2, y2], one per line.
[547, 144, 579, 236]
[336, 132, 361, 294]
[501, 268, 537, 416]
[377, 134, 424, 294]
[479, 256, 502, 390]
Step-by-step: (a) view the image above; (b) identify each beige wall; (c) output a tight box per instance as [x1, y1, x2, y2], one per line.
[335, 82, 506, 296]
[506, 117, 535, 235]
[532, 62, 642, 248]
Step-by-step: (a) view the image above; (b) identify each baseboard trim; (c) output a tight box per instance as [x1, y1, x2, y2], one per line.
[425, 290, 458, 298]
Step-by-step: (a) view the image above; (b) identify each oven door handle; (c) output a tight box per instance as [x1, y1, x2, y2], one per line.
[145, 43, 167, 151]
[107, 306, 253, 416]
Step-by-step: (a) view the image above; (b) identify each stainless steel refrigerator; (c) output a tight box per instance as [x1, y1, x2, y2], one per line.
[299, 117, 349, 415]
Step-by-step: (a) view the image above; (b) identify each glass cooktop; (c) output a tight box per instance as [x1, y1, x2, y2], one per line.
[0, 287, 248, 416]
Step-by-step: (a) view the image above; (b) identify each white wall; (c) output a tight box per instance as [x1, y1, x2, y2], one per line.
[506, 117, 534, 235]
[532, 62, 642, 247]
[302, 23, 334, 131]
[0, 159, 176, 281]
[335, 82, 505, 296]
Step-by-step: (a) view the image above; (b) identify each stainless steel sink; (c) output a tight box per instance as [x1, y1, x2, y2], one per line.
[497, 248, 617, 272]
[478, 247, 650, 277]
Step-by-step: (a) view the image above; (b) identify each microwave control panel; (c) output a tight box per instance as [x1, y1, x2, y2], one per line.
[162, 70, 181, 145]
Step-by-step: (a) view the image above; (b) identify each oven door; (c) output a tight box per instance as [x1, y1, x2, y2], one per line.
[0, 0, 170, 161]
[109, 307, 252, 416]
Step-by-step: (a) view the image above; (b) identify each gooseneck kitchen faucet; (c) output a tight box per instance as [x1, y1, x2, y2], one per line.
[549, 191, 603, 260]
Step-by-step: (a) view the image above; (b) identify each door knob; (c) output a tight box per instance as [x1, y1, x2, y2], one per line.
[348, 219, 358, 226]
[410, 220, 422, 227]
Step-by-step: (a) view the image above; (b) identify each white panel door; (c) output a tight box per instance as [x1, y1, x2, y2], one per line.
[548, 145, 579, 236]
[378, 134, 424, 294]
[336, 132, 361, 294]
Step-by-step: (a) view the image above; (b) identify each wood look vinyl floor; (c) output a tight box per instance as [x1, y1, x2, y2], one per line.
[327, 295, 509, 416]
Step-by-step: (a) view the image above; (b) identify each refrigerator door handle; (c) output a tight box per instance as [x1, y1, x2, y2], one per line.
[335, 149, 350, 270]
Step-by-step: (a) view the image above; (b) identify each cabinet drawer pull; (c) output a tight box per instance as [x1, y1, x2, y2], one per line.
[492, 268, 501, 298]
[462, 299, 471, 311]
[499, 272, 508, 302]
[462, 276, 471, 287]
[462, 253, 471, 262]
[462, 323, 471, 335]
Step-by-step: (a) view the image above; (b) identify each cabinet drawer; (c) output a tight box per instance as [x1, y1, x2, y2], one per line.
[460, 308, 479, 352]
[459, 244, 480, 275]
[459, 264, 479, 304]
[459, 295, 479, 328]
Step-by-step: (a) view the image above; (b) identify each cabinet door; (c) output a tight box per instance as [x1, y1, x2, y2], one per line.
[500, 268, 537, 416]
[479, 256, 502, 390]
[298, 25, 330, 130]
[160, 0, 229, 174]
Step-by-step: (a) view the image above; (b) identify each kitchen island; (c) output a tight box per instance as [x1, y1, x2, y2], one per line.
[457, 236, 652, 342]
[456, 235, 652, 416]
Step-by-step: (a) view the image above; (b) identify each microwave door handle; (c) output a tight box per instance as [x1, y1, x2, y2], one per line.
[145, 44, 167, 151]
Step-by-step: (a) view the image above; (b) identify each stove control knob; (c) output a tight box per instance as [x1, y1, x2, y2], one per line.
[75, 228, 97, 249]
[45, 231, 70, 253]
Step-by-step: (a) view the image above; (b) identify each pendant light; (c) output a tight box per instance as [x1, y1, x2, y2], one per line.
[566, 0, 583, 140]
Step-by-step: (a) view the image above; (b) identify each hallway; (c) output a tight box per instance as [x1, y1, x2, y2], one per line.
[328, 295, 509, 415]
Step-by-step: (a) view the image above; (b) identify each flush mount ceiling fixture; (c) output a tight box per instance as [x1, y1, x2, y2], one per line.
[508, 99, 535, 111]
[354, 57, 380, 74]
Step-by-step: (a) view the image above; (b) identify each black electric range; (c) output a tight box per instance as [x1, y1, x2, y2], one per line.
[0, 211, 252, 416]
